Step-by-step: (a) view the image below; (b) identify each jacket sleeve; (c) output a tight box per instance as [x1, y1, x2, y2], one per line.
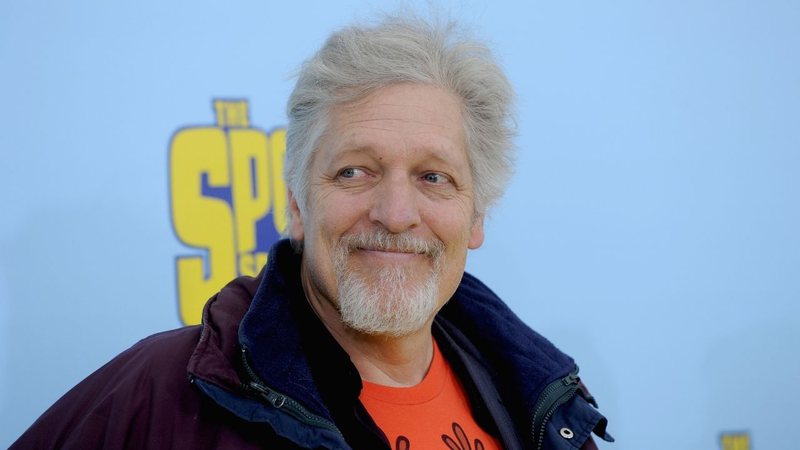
[10, 328, 203, 450]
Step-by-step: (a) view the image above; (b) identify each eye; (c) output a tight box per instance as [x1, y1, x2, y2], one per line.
[422, 172, 449, 184]
[338, 167, 363, 179]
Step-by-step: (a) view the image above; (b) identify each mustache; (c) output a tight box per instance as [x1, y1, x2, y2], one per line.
[339, 229, 445, 259]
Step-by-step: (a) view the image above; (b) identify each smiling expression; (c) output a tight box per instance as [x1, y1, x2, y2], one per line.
[289, 83, 485, 335]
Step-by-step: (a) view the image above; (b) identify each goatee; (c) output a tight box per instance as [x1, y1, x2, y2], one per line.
[333, 230, 445, 337]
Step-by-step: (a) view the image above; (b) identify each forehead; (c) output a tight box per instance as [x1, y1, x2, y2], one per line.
[321, 83, 468, 163]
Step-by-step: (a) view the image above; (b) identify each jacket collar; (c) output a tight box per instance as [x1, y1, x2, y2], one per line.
[238, 239, 358, 424]
[440, 273, 575, 433]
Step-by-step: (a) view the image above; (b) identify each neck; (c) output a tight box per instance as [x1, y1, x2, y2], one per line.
[337, 325, 435, 387]
[301, 268, 435, 387]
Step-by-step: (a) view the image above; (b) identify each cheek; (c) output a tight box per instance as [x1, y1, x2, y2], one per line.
[428, 206, 476, 247]
[317, 192, 371, 234]
[301, 191, 355, 246]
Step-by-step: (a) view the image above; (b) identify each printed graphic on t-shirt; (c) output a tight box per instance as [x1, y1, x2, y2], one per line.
[393, 422, 489, 450]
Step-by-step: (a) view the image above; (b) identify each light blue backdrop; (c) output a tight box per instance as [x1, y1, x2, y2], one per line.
[2, 1, 798, 448]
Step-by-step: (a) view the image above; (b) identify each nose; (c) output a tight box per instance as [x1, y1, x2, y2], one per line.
[368, 174, 421, 233]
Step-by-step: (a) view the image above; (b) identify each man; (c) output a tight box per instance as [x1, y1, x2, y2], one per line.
[13, 15, 612, 450]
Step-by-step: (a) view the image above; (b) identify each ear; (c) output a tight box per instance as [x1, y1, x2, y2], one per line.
[468, 214, 485, 249]
[288, 190, 305, 242]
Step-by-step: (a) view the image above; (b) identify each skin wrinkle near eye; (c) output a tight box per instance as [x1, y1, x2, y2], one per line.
[331, 165, 461, 205]
[327, 151, 469, 191]
[326, 157, 465, 188]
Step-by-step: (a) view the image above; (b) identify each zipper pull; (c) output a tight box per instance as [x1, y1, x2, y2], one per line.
[248, 381, 287, 408]
[562, 370, 580, 386]
[240, 347, 288, 408]
[267, 392, 287, 408]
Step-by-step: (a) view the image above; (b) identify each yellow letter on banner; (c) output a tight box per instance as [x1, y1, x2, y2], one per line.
[721, 433, 750, 450]
[230, 128, 271, 276]
[269, 128, 288, 234]
[170, 127, 236, 325]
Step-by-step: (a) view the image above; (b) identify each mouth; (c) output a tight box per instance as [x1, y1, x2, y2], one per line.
[354, 246, 425, 263]
[355, 245, 424, 254]
[339, 230, 446, 264]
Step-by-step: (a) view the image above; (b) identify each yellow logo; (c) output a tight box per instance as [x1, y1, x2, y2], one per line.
[169, 99, 287, 324]
[720, 432, 750, 450]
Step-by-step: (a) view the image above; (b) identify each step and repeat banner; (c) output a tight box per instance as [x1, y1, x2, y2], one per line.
[2, 2, 798, 449]
[170, 99, 287, 325]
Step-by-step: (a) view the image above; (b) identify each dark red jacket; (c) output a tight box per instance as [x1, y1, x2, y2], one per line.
[12, 240, 612, 449]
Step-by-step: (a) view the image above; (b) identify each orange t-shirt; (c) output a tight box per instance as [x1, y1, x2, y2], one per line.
[359, 340, 502, 450]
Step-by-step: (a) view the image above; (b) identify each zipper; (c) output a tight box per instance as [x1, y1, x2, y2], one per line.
[530, 366, 580, 450]
[240, 346, 344, 438]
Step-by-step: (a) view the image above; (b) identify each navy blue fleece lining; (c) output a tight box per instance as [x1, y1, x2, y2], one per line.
[238, 241, 338, 422]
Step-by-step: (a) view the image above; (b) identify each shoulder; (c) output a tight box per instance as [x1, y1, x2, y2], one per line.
[67, 325, 202, 400]
[103, 325, 202, 391]
[11, 326, 203, 449]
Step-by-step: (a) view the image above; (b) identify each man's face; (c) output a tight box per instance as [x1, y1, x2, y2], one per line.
[289, 83, 484, 336]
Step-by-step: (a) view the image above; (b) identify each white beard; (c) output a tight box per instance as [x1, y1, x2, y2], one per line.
[333, 230, 444, 337]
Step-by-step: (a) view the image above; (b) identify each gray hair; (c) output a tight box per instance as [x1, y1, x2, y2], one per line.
[285, 14, 515, 227]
